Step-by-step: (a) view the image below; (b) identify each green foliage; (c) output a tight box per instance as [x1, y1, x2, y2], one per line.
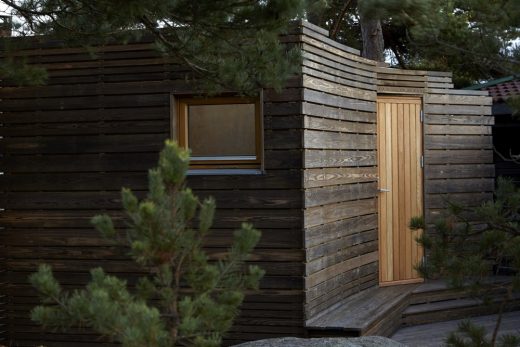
[29, 140, 265, 347]
[415, 178, 520, 287]
[413, 177, 520, 347]
[307, 0, 520, 87]
[0, 55, 47, 86]
[1, 0, 305, 93]
[446, 320, 520, 347]
[408, 0, 520, 87]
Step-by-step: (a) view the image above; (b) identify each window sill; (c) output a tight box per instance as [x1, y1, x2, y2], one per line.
[187, 169, 264, 176]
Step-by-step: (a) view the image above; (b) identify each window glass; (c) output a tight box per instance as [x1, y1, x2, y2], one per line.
[176, 97, 261, 169]
[187, 103, 256, 159]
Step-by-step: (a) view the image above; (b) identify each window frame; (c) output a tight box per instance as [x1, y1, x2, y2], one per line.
[176, 96, 263, 170]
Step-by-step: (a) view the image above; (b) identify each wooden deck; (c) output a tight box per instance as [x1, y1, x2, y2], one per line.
[306, 278, 520, 339]
[391, 311, 520, 346]
[306, 284, 419, 336]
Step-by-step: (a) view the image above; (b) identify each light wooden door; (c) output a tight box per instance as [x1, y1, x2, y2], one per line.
[377, 96, 424, 286]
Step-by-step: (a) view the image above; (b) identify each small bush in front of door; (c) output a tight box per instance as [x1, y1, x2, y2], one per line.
[410, 177, 520, 347]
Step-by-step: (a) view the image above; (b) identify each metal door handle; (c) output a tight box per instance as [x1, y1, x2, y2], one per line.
[378, 188, 391, 192]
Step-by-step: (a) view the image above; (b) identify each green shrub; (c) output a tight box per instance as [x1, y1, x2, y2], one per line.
[30, 140, 264, 347]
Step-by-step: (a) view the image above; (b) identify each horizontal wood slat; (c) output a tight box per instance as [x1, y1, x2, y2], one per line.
[0, 30, 308, 346]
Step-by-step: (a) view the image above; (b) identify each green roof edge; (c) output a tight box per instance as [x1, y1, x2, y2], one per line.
[464, 75, 518, 90]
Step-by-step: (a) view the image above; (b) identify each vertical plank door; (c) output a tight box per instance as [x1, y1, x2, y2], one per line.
[377, 96, 424, 286]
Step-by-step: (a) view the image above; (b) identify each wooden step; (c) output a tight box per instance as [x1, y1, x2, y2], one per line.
[409, 277, 513, 305]
[306, 284, 418, 337]
[403, 294, 520, 326]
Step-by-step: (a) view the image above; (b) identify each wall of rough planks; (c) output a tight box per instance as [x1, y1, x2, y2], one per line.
[300, 22, 493, 325]
[0, 21, 493, 345]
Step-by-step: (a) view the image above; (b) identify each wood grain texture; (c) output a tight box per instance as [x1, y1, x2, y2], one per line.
[377, 96, 424, 285]
[302, 38, 379, 324]
[0, 21, 496, 344]
[0, 31, 307, 346]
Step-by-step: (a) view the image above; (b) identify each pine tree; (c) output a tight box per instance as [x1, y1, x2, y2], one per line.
[307, 0, 520, 87]
[0, 0, 304, 92]
[29, 140, 265, 347]
[410, 178, 520, 347]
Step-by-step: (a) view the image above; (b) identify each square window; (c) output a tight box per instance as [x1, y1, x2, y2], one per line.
[177, 97, 262, 169]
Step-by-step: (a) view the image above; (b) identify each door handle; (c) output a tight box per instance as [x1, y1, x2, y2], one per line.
[378, 188, 391, 192]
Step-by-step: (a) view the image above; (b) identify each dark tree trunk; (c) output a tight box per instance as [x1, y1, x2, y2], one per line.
[359, 12, 384, 62]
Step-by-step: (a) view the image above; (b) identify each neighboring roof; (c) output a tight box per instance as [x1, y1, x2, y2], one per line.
[465, 75, 520, 102]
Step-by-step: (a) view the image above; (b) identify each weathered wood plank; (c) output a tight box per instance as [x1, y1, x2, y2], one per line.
[305, 251, 378, 288]
[0, 170, 302, 191]
[0, 134, 167, 154]
[424, 94, 492, 106]
[0, 80, 189, 99]
[1, 228, 302, 250]
[0, 209, 302, 229]
[302, 64, 376, 92]
[306, 274, 377, 320]
[0, 189, 302, 210]
[425, 114, 494, 125]
[305, 214, 377, 248]
[306, 241, 378, 280]
[428, 88, 489, 96]
[1, 153, 159, 172]
[428, 82, 455, 89]
[263, 102, 301, 116]
[426, 76, 453, 83]
[0, 120, 169, 137]
[378, 79, 426, 88]
[304, 198, 376, 228]
[377, 85, 425, 94]
[2, 93, 169, 111]
[303, 50, 375, 84]
[303, 89, 376, 113]
[424, 104, 492, 115]
[304, 116, 376, 134]
[307, 230, 377, 265]
[264, 149, 303, 169]
[424, 135, 493, 150]
[378, 73, 427, 82]
[1, 107, 169, 124]
[427, 192, 493, 209]
[304, 129, 375, 150]
[425, 124, 491, 135]
[425, 178, 494, 194]
[264, 129, 303, 149]
[305, 262, 377, 304]
[302, 102, 376, 123]
[377, 67, 429, 76]
[302, 75, 375, 101]
[305, 182, 377, 208]
[424, 150, 493, 164]
[303, 167, 377, 188]
[263, 88, 302, 102]
[424, 164, 495, 179]
[304, 149, 377, 168]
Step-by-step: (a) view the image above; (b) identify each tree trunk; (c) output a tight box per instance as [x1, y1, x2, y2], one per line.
[359, 12, 384, 62]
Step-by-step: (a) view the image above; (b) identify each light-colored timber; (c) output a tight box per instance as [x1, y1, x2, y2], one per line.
[377, 96, 424, 286]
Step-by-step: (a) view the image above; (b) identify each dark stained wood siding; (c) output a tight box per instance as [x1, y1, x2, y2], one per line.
[301, 22, 379, 323]
[0, 31, 305, 346]
[376, 67, 494, 238]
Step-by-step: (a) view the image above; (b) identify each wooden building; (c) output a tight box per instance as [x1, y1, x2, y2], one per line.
[466, 76, 520, 185]
[0, 21, 493, 346]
